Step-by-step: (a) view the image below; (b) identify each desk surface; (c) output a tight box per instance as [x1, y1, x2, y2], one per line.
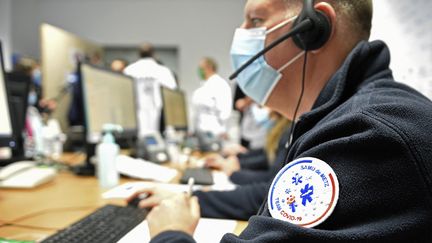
[0, 153, 247, 241]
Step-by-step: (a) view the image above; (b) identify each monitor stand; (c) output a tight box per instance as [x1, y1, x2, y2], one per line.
[72, 143, 96, 176]
[0, 141, 30, 166]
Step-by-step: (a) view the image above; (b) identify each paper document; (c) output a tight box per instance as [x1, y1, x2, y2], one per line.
[102, 181, 202, 199]
[115, 155, 178, 183]
[102, 179, 237, 199]
[117, 218, 237, 243]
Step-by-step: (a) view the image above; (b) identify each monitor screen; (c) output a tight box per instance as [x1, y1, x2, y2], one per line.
[0, 42, 14, 147]
[80, 63, 137, 143]
[161, 87, 188, 131]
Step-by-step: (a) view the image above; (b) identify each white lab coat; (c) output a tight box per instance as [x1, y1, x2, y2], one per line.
[124, 58, 177, 136]
[192, 74, 233, 136]
[240, 103, 268, 149]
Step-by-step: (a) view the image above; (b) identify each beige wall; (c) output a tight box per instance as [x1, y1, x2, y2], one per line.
[41, 23, 103, 130]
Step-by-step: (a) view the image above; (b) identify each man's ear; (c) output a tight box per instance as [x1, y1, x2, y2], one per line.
[311, 2, 336, 54]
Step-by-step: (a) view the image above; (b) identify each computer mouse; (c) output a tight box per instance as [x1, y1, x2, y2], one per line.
[127, 197, 141, 208]
[127, 193, 149, 208]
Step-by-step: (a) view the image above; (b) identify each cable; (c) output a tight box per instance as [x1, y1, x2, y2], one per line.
[283, 51, 309, 164]
[0, 223, 60, 231]
[2, 205, 97, 225]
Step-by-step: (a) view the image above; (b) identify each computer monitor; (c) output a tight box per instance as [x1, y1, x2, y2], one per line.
[0, 42, 14, 149]
[73, 63, 137, 175]
[80, 63, 138, 144]
[5, 72, 31, 159]
[161, 87, 188, 131]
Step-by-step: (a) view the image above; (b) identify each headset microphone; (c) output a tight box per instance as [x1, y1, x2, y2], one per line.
[229, 0, 331, 81]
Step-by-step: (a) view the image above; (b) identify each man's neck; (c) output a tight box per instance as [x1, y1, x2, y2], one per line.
[205, 71, 216, 80]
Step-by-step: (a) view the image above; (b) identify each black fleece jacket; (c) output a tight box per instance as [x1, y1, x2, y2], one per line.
[151, 41, 432, 242]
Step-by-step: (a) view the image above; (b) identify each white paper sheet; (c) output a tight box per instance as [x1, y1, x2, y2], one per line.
[102, 181, 202, 199]
[115, 155, 178, 183]
[117, 218, 237, 243]
[102, 178, 236, 200]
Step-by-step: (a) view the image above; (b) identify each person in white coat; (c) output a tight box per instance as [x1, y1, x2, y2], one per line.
[123, 43, 177, 136]
[192, 57, 233, 137]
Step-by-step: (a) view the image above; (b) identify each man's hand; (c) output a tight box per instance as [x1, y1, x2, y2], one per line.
[205, 155, 240, 176]
[222, 143, 248, 157]
[203, 154, 225, 170]
[147, 194, 200, 238]
[126, 187, 179, 208]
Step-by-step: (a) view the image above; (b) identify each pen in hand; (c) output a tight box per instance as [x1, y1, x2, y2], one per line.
[187, 177, 195, 198]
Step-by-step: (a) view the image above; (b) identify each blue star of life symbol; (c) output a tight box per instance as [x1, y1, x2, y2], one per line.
[289, 201, 298, 213]
[292, 173, 303, 185]
[300, 183, 314, 206]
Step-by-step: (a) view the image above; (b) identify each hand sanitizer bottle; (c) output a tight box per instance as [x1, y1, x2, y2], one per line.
[96, 124, 122, 189]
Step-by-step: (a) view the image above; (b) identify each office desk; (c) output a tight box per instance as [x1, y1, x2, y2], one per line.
[0, 154, 247, 241]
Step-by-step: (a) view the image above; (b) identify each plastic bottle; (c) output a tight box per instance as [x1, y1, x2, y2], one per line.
[165, 126, 180, 163]
[96, 124, 122, 189]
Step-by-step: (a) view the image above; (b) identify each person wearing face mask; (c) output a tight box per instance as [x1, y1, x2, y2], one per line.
[132, 0, 432, 242]
[192, 57, 233, 138]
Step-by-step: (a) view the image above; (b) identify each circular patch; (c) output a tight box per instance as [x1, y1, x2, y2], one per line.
[268, 157, 339, 228]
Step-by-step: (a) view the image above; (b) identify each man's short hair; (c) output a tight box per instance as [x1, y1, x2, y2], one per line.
[203, 57, 218, 72]
[139, 43, 154, 58]
[284, 0, 373, 41]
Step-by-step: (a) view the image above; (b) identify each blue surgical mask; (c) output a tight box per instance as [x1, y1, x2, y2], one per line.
[262, 118, 276, 130]
[230, 16, 304, 105]
[32, 69, 42, 87]
[28, 91, 38, 106]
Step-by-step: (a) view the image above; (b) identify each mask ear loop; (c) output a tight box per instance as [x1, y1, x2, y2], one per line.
[266, 15, 298, 35]
[277, 51, 305, 72]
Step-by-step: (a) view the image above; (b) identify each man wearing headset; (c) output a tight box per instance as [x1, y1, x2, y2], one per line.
[137, 0, 432, 242]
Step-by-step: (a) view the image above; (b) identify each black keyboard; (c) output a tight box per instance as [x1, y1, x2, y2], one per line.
[180, 168, 214, 185]
[41, 204, 148, 243]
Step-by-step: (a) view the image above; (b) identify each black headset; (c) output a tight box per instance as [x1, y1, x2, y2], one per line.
[292, 0, 332, 51]
[229, 0, 332, 80]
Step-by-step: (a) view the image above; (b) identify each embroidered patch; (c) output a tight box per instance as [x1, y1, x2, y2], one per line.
[268, 157, 339, 228]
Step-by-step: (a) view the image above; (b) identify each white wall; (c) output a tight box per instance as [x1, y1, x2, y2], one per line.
[0, 0, 12, 71]
[371, 0, 432, 99]
[10, 0, 246, 102]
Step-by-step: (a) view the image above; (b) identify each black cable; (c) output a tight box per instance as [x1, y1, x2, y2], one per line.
[283, 51, 308, 164]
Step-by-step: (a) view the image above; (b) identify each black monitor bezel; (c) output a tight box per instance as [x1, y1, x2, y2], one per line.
[5, 71, 31, 159]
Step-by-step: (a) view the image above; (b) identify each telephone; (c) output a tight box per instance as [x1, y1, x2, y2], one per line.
[134, 132, 169, 164]
[0, 161, 57, 188]
[196, 132, 222, 152]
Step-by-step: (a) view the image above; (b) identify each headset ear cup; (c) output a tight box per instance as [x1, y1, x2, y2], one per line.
[292, 9, 332, 51]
